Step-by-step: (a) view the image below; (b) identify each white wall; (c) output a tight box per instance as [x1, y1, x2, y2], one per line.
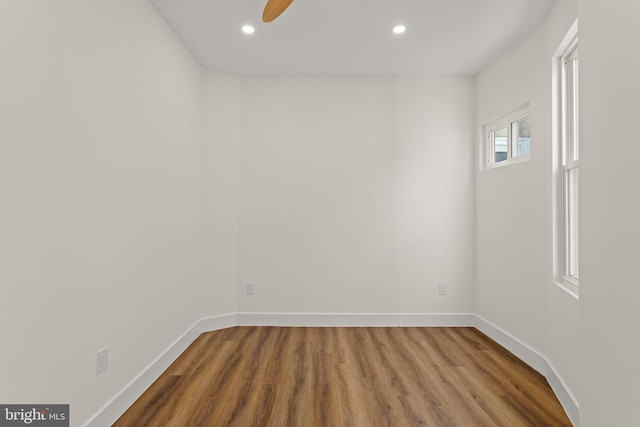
[476, 23, 549, 356]
[0, 1, 234, 425]
[475, 0, 579, 419]
[237, 77, 475, 314]
[579, 0, 640, 425]
[545, 0, 580, 416]
[201, 70, 240, 315]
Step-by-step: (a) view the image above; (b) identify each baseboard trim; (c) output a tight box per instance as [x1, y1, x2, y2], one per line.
[474, 315, 579, 426]
[543, 360, 580, 426]
[82, 313, 236, 427]
[236, 312, 475, 327]
[84, 312, 578, 427]
[473, 315, 548, 373]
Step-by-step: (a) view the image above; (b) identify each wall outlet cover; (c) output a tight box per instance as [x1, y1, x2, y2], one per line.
[246, 282, 255, 295]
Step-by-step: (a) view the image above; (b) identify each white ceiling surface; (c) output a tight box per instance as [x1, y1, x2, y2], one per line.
[149, 0, 555, 77]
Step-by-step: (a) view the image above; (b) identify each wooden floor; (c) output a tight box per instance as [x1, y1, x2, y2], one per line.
[114, 327, 572, 426]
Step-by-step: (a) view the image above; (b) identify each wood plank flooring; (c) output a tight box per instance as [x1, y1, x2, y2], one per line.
[114, 327, 572, 426]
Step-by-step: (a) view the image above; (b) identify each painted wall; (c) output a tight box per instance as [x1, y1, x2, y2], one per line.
[579, 0, 640, 425]
[475, 0, 579, 418]
[201, 70, 240, 315]
[544, 0, 580, 417]
[0, 1, 234, 425]
[476, 23, 549, 357]
[237, 77, 475, 314]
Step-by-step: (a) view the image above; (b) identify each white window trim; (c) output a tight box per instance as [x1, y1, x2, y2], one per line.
[481, 104, 531, 170]
[552, 19, 579, 298]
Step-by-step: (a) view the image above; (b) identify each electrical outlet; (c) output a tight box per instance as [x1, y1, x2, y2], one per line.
[246, 282, 255, 295]
[438, 283, 447, 296]
[97, 347, 108, 376]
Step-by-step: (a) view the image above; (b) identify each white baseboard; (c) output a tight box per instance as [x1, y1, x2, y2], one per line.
[82, 313, 236, 427]
[236, 312, 475, 327]
[474, 315, 579, 426]
[473, 315, 549, 373]
[83, 312, 578, 427]
[545, 360, 579, 426]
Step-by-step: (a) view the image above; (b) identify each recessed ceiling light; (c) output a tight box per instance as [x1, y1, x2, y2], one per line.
[242, 25, 255, 34]
[393, 25, 406, 34]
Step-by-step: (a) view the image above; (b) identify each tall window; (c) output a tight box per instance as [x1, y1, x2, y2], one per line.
[554, 21, 579, 295]
[563, 41, 579, 282]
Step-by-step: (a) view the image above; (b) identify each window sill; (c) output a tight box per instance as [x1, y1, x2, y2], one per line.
[554, 277, 579, 299]
[484, 154, 531, 171]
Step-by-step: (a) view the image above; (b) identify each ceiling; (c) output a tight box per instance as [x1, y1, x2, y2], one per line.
[149, 0, 555, 77]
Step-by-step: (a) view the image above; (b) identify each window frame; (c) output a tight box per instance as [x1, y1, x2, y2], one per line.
[553, 20, 579, 297]
[563, 41, 579, 283]
[482, 104, 531, 169]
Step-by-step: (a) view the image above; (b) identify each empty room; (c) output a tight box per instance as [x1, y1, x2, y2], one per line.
[2, 0, 639, 426]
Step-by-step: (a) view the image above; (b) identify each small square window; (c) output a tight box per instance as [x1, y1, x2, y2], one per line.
[482, 105, 531, 169]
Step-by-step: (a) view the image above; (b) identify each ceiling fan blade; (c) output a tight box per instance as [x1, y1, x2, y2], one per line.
[262, 0, 295, 22]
